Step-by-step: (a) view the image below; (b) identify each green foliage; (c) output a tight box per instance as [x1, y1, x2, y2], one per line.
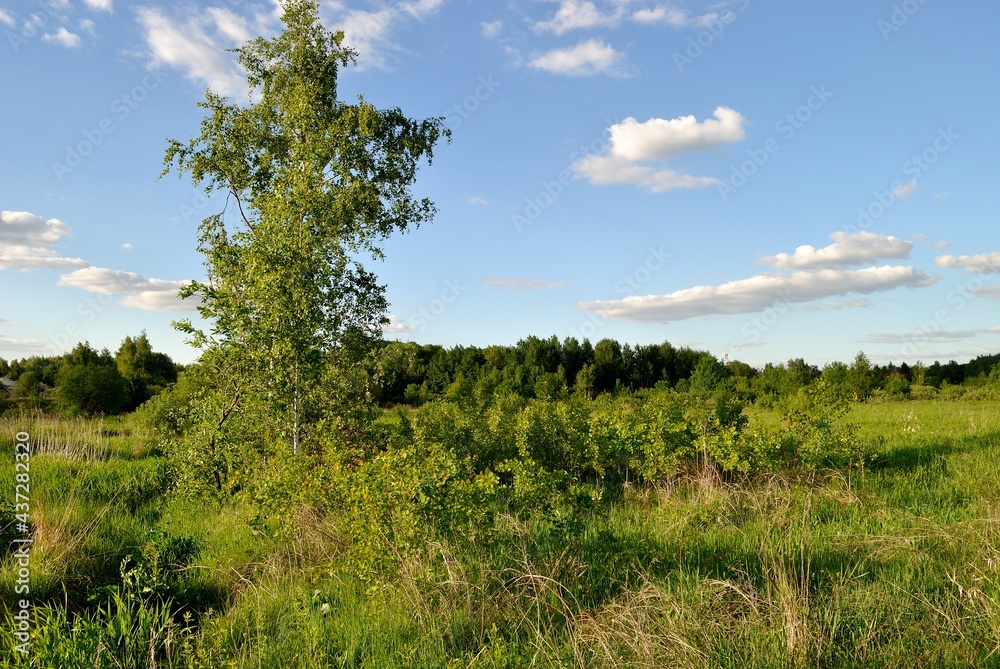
[116, 331, 177, 410]
[779, 381, 867, 469]
[165, 0, 448, 457]
[56, 362, 128, 416]
[5, 559, 194, 669]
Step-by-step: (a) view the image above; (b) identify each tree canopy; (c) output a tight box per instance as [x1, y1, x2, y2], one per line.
[164, 0, 448, 455]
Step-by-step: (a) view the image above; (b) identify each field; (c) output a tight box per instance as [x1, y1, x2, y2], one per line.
[3, 396, 1000, 668]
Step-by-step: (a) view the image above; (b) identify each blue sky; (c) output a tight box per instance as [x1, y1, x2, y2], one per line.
[2, 0, 999, 368]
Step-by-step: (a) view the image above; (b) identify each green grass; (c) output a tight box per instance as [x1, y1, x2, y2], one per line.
[4, 398, 1000, 667]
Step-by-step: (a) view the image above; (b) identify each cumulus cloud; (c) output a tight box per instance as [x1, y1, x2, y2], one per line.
[83, 0, 113, 11]
[0, 211, 87, 270]
[0, 8, 15, 27]
[383, 314, 418, 333]
[572, 108, 744, 192]
[891, 179, 917, 199]
[57, 267, 198, 312]
[482, 278, 567, 290]
[609, 107, 745, 160]
[572, 154, 718, 192]
[42, 27, 82, 48]
[862, 326, 1000, 344]
[534, 0, 619, 34]
[530, 39, 627, 77]
[936, 252, 1000, 274]
[760, 231, 913, 270]
[578, 265, 937, 323]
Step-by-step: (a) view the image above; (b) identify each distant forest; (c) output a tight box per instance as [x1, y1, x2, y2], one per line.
[366, 337, 1000, 406]
[3, 333, 997, 416]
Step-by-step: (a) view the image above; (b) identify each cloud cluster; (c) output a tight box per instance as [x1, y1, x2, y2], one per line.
[580, 265, 936, 323]
[0, 211, 87, 270]
[760, 231, 913, 270]
[572, 107, 745, 192]
[1, 210, 196, 312]
[57, 267, 198, 312]
[862, 326, 1000, 344]
[534, 0, 724, 34]
[579, 230, 939, 324]
[936, 251, 1000, 274]
[136, 0, 448, 91]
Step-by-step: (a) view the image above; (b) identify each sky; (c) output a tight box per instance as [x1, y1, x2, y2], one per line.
[2, 0, 999, 369]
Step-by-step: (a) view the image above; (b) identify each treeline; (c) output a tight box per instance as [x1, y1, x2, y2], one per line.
[0, 333, 179, 415]
[368, 336, 1000, 406]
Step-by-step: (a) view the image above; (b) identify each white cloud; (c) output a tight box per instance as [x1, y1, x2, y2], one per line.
[530, 39, 627, 77]
[57, 267, 198, 312]
[571, 108, 744, 192]
[0, 336, 51, 357]
[760, 231, 913, 270]
[801, 298, 874, 312]
[83, 0, 113, 12]
[0, 8, 15, 27]
[630, 6, 720, 27]
[136, 7, 248, 97]
[79, 19, 97, 36]
[572, 154, 718, 192]
[42, 27, 82, 48]
[121, 242, 133, 250]
[933, 191, 952, 199]
[482, 278, 567, 290]
[534, 0, 619, 35]
[970, 285, 1000, 299]
[936, 252, 1000, 274]
[862, 326, 1000, 344]
[609, 107, 745, 160]
[481, 20, 502, 38]
[205, 7, 253, 44]
[383, 314, 418, 333]
[467, 196, 489, 206]
[398, 0, 446, 19]
[337, 8, 396, 68]
[891, 179, 917, 199]
[120, 291, 198, 312]
[1, 210, 70, 246]
[0, 211, 87, 270]
[579, 265, 937, 323]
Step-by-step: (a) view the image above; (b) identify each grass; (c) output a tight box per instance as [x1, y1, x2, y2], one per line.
[4, 396, 1000, 667]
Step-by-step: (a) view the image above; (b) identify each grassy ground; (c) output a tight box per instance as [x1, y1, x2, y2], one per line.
[3, 398, 1000, 667]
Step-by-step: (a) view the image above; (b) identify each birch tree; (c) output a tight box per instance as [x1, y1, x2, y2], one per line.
[164, 0, 447, 456]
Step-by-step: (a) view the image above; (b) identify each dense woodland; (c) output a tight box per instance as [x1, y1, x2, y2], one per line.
[3, 333, 998, 417]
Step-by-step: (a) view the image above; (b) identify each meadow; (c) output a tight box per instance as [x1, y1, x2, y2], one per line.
[2, 393, 1000, 668]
